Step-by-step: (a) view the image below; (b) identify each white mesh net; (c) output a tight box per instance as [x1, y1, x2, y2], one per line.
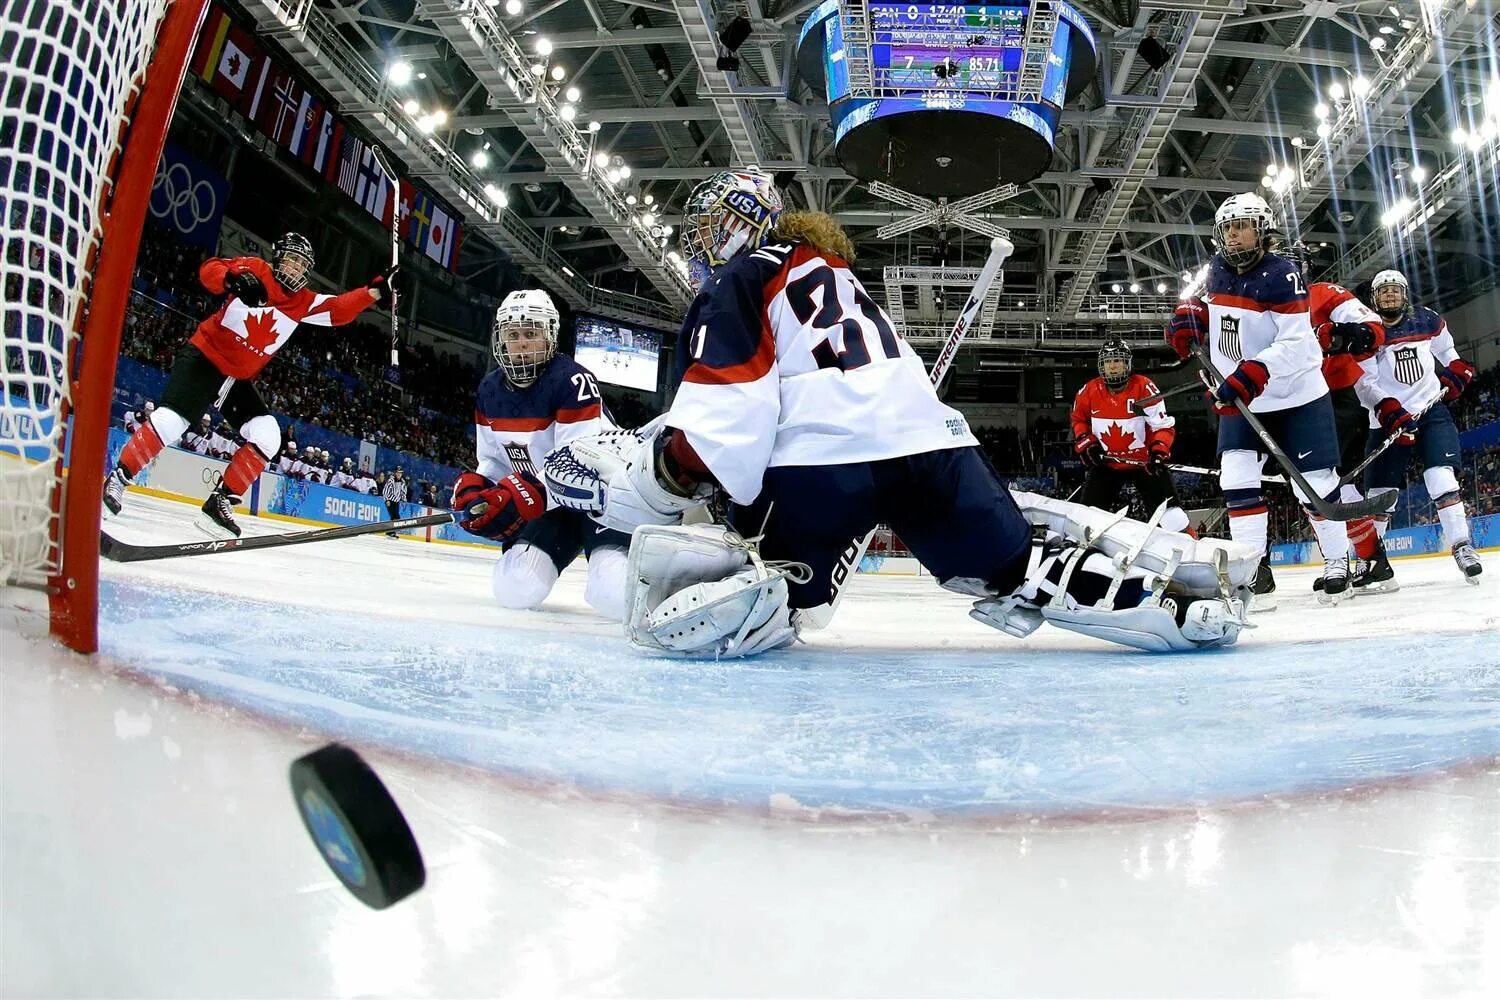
[1, 0, 168, 586]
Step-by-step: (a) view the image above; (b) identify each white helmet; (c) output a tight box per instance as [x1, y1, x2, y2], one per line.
[1371, 268, 1410, 324]
[1213, 192, 1276, 269]
[493, 288, 560, 387]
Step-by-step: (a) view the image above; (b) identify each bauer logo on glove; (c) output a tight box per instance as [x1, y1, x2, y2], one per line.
[451, 469, 545, 541]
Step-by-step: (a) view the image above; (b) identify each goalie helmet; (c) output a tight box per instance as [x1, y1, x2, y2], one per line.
[493, 288, 560, 387]
[271, 232, 315, 292]
[1097, 338, 1132, 389]
[1371, 268, 1410, 325]
[680, 167, 783, 286]
[1213, 193, 1276, 269]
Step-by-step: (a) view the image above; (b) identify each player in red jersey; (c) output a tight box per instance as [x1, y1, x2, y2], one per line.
[1071, 339, 1192, 534]
[104, 232, 398, 537]
[1281, 242, 1395, 594]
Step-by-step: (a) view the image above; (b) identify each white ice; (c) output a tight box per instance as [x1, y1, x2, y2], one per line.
[4, 493, 1498, 997]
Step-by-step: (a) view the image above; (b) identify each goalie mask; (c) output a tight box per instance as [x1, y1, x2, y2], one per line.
[680, 167, 783, 287]
[493, 288, 560, 387]
[1098, 338, 1132, 390]
[1371, 269, 1410, 325]
[1213, 193, 1276, 270]
[271, 232, 314, 292]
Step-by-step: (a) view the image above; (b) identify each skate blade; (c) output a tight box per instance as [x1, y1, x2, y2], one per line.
[1463, 573, 1482, 586]
[1353, 579, 1399, 594]
[1250, 593, 1278, 613]
[193, 512, 240, 541]
[1316, 588, 1350, 608]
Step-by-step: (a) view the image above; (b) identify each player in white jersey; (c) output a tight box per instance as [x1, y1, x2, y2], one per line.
[1166, 192, 1354, 602]
[544, 169, 1258, 657]
[451, 289, 630, 620]
[1354, 270, 1482, 582]
[330, 457, 356, 490]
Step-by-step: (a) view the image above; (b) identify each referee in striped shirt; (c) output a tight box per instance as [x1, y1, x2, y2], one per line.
[382, 466, 408, 537]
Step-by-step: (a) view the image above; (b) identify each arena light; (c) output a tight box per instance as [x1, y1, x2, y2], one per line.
[1380, 197, 1414, 227]
[1110, 282, 1122, 294]
[1328, 81, 1345, 102]
[1410, 164, 1428, 183]
[593, 152, 610, 168]
[559, 103, 577, 121]
[587, 120, 601, 133]
[387, 61, 413, 86]
[530, 63, 545, 77]
[429, 108, 447, 127]
[1291, 135, 1305, 148]
[1351, 75, 1371, 98]
[505, 0, 523, 14]
[1313, 103, 1330, 120]
[1129, 282, 1141, 294]
[626, 194, 637, 205]
[483, 183, 507, 207]
[619, 165, 632, 179]
[565, 85, 581, 103]
[471, 150, 489, 168]
[1266, 163, 1279, 176]
[1370, 36, 1387, 51]
[535, 37, 553, 57]
[550, 65, 566, 82]
[643, 193, 654, 205]
[402, 98, 420, 115]
[1316, 121, 1332, 139]
[1155, 282, 1167, 294]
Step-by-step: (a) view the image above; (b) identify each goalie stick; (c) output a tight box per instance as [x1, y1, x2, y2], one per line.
[798, 235, 1014, 631]
[1189, 343, 1396, 521]
[100, 512, 458, 563]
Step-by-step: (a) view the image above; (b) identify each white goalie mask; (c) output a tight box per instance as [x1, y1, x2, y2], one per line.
[1213, 193, 1276, 269]
[493, 289, 560, 387]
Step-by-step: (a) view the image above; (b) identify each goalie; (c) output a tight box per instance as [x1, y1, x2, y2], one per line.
[543, 168, 1257, 658]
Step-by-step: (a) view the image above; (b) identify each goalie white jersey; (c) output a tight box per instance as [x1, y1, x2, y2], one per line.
[666, 241, 977, 504]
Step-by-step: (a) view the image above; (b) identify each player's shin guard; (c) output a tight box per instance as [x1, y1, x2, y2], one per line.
[221, 443, 269, 498]
[1345, 516, 1379, 561]
[1224, 489, 1268, 558]
[118, 421, 165, 480]
[1433, 491, 1471, 550]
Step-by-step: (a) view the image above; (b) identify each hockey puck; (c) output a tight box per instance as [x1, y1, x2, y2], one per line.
[288, 743, 425, 909]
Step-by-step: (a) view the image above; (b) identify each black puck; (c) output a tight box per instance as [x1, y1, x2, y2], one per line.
[288, 743, 425, 909]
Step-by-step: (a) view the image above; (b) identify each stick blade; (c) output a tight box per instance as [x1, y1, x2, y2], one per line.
[1321, 488, 1399, 521]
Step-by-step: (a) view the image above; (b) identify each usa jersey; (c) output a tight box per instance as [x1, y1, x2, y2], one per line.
[1070, 374, 1175, 470]
[1203, 253, 1326, 412]
[190, 257, 375, 379]
[1310, 281, 1383, 392]
[667, 241, 977, 504]
[1355, 305, 1455, 427]
[474, 354, 614, 501]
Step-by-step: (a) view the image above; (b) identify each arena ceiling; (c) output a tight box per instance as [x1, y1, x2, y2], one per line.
[254, 0, 1500, 344]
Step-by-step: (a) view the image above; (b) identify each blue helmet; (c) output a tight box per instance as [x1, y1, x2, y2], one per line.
[680, 168, 783, 285]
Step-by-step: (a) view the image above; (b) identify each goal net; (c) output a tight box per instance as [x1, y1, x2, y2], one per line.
[1, 0, 203, 651]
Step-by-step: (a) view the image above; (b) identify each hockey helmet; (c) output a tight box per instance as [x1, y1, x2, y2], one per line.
[1098, 338, 1133, 389]
[271, 232, 315, 292]
[1213, 193, 1276, 269]
[680, 167, 783, 286]
[493, 288, 560, 387]
[1278, 239, 1313, 275]
[1371, 269, 1410, 324]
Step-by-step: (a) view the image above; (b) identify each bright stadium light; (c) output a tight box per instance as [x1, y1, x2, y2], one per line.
[535, 38, 553, 57]
[1328, 81, 1345, 101]
[587, 120, 601, 133]
[559, 103, 577, 121]
[1110, 283, 1122, 294]
[550, 65, 566, 81]
[402, 98, 420, 115]
[1410, 164, 1428, 183]
[471, 150, 489, 168]
[1316, 121, 1332, 139]
[505, 0, 523, 14]
[483, 183, 507, 207]
[1129, 282, 1141, 294]
[1314, 103, 1330, 120]
[1156, 282, 1167, 294]
[1370, 36, 1387, 51]
[1351, 75, 1371, 98]
[565, 86, 581, 103]
[593, 152, 610, 168]
[387, 61, 413, 86]
[618, 165, 632, 179]
[626, 194, 638, 205]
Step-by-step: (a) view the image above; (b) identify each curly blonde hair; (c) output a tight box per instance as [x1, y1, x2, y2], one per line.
[771, 211, 856, 263]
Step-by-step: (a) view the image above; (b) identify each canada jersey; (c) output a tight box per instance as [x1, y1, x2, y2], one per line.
[667, 241, 977, 505]
[1070, 374, 1175, 470]
[474, 355, 614, 503]
[1203, 253, 1325, 412]
[1310, 281, 1382, 391]
[1356, 305, 1455, 428]
[189, 257, 374, 379]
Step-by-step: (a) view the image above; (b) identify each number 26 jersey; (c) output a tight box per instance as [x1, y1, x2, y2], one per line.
[667, 241, 978, 505]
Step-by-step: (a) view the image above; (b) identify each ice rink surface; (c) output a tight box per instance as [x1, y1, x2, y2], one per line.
[4, 493, 1498, 997]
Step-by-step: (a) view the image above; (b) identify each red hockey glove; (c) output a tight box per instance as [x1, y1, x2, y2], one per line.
[1437, 359, 1474, 402]
[452, 469, 545, 540]
[1147, 442, 1171, 473]
[1214, 359, 1270, 408]
[1074, 432, 1104, 468]
[1375, 397, 1417, 441]
[1165, 299, 1208, 359]
[368, 265, 401, 305]
[224, 268, 268, 306]
[1317, 321, 1379, 358]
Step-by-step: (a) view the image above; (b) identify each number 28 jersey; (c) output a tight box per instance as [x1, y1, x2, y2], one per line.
[667, 241, 978, 505]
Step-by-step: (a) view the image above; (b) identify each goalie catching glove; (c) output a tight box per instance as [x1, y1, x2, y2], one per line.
[543, 422, 715, 533]
[451, 469, 545, 541]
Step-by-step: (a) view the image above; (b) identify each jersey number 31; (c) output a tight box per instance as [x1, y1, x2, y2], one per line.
[786, 265, 901, 372]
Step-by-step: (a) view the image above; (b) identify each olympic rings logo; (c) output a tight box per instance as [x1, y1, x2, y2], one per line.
[149, 161, 219, 234]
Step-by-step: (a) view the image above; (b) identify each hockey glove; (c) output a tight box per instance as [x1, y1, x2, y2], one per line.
[1437, 359, 1475, 402]
[1214, 359, 1270, 408]
[1147, 443, 1171, 474]
[1165, 299, 1208, 359]
[1317, 321, 1379, 358]
[1374, 397, 1417, 441]
[1073, 433, 1104, 468]
[224, 268, 268, 306]
[452, 469, 545, 541]
[368, 265, 401, 305]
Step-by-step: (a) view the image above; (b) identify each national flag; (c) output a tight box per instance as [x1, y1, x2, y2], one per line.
[310, 113, 338, 174]
[333, 130, 363, 199]
[287, 92, 322, 160]
[258, 71, 302, 145]
[189, 8, 229, 83]
[320, 120, 347, 184]
[401, 182, 461, 270]
[354, 146, 394, 224]
[240, 50, 273, 121]
[422, 199, 458, 269]
[210, 25, 258, 101]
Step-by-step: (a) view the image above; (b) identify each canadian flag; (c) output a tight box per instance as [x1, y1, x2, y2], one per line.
[216, 35, 250, 91]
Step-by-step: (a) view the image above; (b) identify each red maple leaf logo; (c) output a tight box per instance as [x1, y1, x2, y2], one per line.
[242, 310, 279, 353]
[1099, 422, 1137, 456]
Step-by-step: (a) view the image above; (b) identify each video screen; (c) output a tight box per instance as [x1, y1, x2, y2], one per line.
[573, 315, 664, 393]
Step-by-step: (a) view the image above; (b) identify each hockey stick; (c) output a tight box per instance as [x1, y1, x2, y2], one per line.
[798, 235, 1015, 630]
[369, 146, 401, 367]
[1188, 344, 1396, 521]
[1108, 455, 1288, 484]
[100, 512, 457, 563]
[1336, 395, 1440, 488]
[1130, 381, 1202, 412]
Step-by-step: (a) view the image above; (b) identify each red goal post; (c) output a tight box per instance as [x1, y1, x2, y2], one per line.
[1, 0, 207, 652]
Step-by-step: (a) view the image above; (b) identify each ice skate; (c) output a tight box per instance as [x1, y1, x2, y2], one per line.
[1350, 541, 1398, 593]
[1452, 541, 1482, 584]
[102, 467, 129, 519]
[1316, 556, 1350, 607]
[196, 487, 242, 539]
[1249, 554, 1277, 612]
